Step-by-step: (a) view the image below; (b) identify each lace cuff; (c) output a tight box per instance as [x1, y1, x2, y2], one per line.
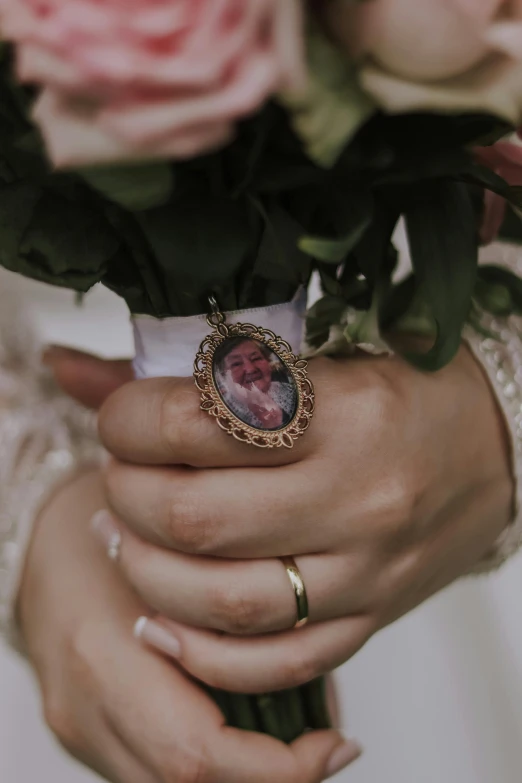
[465, 315, 522, 572]
[0, 294, 102, 650]
[465, 243, 522, 571]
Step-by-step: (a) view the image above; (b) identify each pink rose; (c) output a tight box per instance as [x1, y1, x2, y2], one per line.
[475, 130, 522, 244]
[319, 0, 522, 126]
[1, 0, 306, 167]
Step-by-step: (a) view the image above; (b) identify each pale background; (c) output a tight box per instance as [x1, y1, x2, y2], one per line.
[2, 266, 522, 782]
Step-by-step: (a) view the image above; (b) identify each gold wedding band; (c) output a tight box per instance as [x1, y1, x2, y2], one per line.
[281, 556, 309, 629]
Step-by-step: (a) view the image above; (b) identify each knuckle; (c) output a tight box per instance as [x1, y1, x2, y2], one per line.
[167, 485, 217, 554]
[210, 582, 264, 635]
[159, 385, 203, 460]
[338, 366, 406, 451]
[388, 471, 417, 518]
[372, 471, 418, 542]
[363, 366, 402, 419]
[278, 649, 323, 689]
[161, 745, 211, 783]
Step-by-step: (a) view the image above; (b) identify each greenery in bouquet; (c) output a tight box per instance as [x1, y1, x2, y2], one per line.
[1, 0, 522, 741]
[0, 3, 521, 371]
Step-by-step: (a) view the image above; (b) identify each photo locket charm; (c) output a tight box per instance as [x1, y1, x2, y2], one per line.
[193, 296, 315, 448]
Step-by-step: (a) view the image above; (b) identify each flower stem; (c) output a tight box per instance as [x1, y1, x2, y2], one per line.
[255, 693, 285, 739]
[207, 678, 330, 743]
[228, 694, 260, 733]
[302, 677, 332, 730]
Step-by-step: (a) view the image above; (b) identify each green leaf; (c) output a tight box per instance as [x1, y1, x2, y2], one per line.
[252, 199, 310, 284]
[279, 24, 376, 168]
[352, 198, 399, 283]
[22, 191, 118, 271]
[136, 194, 255, 316]
[405, 181, 478, 371]
[299, 232, 362, 263]
[476, 264, 522, 315]
[305, 295, 347, 348]
[299, 191, 373, 262]
[78, 163, 174, 211]
[0, 181, 40, 265]
[101, 206, 170, 316]
[474, 279, 513, 316]
[457, 163, 522, 210]
[381, 273, 417, 329]
[498, 204, 522, 245]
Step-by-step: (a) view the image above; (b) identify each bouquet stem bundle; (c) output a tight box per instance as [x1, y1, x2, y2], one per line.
[207, 679, 330, 741]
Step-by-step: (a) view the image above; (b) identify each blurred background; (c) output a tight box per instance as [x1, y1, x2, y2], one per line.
[2, 268, 522, 782]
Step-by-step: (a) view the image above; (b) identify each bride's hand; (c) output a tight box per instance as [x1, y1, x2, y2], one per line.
[19, 467, 356, 783]
[86, 344, 513, 694]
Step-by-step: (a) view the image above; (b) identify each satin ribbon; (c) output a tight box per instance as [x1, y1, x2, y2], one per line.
[132, 289, 307, 379]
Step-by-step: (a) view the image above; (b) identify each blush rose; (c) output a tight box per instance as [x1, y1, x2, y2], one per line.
[0, 0, 306, 167]
[319, 0, 522, 126]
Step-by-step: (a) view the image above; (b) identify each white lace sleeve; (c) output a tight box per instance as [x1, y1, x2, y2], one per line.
[466, 243, 522, 572]
[0, 292, 102, 650]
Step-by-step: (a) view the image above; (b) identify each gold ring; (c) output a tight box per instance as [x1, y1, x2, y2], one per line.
[281, 556, 309, 629]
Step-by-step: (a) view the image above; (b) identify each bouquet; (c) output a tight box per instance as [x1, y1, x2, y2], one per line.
[1, 0, 522, 742]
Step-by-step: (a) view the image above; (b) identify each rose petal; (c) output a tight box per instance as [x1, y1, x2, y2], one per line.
[34, 89, 235, 167]
[361, 55, 522, 126]
[100, 53, 279, 146]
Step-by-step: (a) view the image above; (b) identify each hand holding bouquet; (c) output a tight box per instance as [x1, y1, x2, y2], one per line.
[1, 0, 522, 753]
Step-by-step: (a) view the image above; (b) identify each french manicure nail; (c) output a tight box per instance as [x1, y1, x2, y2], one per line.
[90, 510, 121, 561]
[134, 617, 182, 659]
[325, 739, 363, 779]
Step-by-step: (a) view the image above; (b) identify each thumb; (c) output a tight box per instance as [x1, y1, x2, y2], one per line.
[43, 345, 134, 410]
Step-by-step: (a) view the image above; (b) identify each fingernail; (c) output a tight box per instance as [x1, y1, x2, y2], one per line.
[325, 738, 363, 779]
[134, 617, 182, 659]
[90, 510, 121, 561]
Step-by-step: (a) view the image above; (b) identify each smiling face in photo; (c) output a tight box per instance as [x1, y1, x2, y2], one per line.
[212, 337, 298, 432]
[223, 340, 273, 394]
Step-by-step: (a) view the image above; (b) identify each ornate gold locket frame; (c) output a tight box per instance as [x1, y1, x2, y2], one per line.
[194, 298, 315, 448]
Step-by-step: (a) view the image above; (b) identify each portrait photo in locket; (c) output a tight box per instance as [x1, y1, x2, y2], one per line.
[212, 336, 298, 432]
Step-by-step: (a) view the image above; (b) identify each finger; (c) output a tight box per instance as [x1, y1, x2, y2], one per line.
[99, 376, 313, 468]
[136, 614, 375, 694]
[91, 511, 375, 634]
[208, 728, 361, 783]
[103, 460, 331, 556]
[44, 346, 134, 409]
[112, 626, 360, 783]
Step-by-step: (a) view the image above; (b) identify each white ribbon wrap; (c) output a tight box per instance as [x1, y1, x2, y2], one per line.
[132, 289, 307, 379]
